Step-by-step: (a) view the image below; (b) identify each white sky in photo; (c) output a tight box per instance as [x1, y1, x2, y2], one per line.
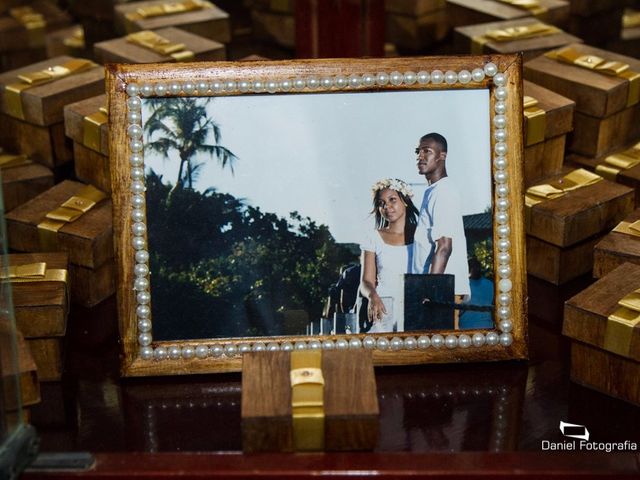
[142, 89, 491, 245]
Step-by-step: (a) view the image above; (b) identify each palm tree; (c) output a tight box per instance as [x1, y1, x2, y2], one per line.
[144, 97, 237, 190]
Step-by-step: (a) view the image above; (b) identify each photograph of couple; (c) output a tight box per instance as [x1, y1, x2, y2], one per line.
[141, 88, 494, 341]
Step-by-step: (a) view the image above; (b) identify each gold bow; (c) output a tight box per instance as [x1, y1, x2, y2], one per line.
[623, 10, 640, 29]
[594, 142, 640, 181]
[83, 106, 109, 152]
[0, 262, 68, 284]
[3, 58, 97, 121]
[525, 168, 603, 207]
[290, 350, 324, 451]
[495, 0, 547, 16]
[472, 22, 559, 54]
[37, 184, 108, 251]
[125, 0, 211, 23]
[0, 153, 31, 169]
[546, 46, 640, 107]
[605, 288, 640, 358]
[10, 6, 46, 48]
[523, 95, 546, 146]
[612, 219, 640, 237]
[62, 26, 85, 50]
[126, 30, 195, 62]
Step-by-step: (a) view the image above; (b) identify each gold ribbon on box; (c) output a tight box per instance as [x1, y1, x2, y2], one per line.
[83, 106, 108, 152]
[3, 58, 97, 121]
[623, 10, 640, 29]
[495, 0, 547, 16]
[471, 22, 560, 54]
[0, 153, 31, 169]
[62, 26, 85, 50]
[0, 262, 68, 285]
[9, 6, 46, 49]
[126, 30, 195, 62]
[523, 95, 546, 146]
[125, 0, 211, 21]
[604, 288, 640, 357]
[290, 350, 324, 451]
[545, 46, 640, 108]
[525, 168, 603, 207]
[612, 219, 640, 238]
[37, 184, 107, 252]
[594, 142, 640, 181]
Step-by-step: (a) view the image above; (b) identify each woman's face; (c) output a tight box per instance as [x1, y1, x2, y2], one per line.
[377, 188, 406, 224]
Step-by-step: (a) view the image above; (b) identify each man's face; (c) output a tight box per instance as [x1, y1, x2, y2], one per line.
[415, 138, 442, 177]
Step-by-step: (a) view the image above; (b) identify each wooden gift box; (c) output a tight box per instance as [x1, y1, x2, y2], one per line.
[522, 80, 574, 187]
[564, 262, 640, 405]
[593, 209, 640, 279]
[0, 1, 71, 52]
[64, 94, 110, 192]
[5, 180, 115, 307]
[251, 5, 295, 49]
[114, 0, 231, 43]
[524, 43, 640, 158]
[567, 142, 640, 207]
[454, 18, 580, 62]
[46, 25, 90, 60]
[445, 0, 570, 29]
[0, 56, 104, 168]
[94, 26, 226, 64]
[606, 9, 640, 58]
[1, 150, 54, 212]
[242, 350, 378, 452]
[385, 0, 445, 16]
[567, 7, 623, 46]
[567, 0, 621, 16]
[385, 7, 449, 51]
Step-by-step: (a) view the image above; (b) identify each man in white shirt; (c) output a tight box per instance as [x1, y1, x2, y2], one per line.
[411, 133, 470, 317]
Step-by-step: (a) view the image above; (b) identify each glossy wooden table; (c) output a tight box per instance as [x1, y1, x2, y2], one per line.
[23, 275, 640, 478]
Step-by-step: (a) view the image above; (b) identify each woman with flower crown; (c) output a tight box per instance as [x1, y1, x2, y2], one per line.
[358, 178, 419, 333]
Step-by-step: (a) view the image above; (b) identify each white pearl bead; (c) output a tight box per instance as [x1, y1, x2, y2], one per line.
[138, 318, 151, 332]
[499, 333, 513, 346]
[130, 154, 144, 167]
[445, 334, 458, 349]
[497, 224, 510, 238]
[404, 336, 417, 349]
[486, 331, 500, 345]
[472, 333, 485, 347]
[137, 305, 151, 318]
[183, 82, 195, 94]
[361, 73, 375, 87]
[403, 71, 417, 85]
[154, 347, 168, 360]
[349, 338, 362, 349]
[390, 337, 403, 350]
[140, 346, 154, 360]
[335, 338, 349, 350]
[130, 167, 144, 181]
[168, 346, 181, 359]
[131, 181, 146, 195]
[496, 211, 509, 224]
[417, 71, 430, 84]
[495, 101, 506, 115]
[471, 68, 485, 82]
[390, 71, 403, 85]
[211, 345, 224, 357]
[293, 78, 306, 90]
[224, 344, 237, 356]
[497, 252, 511, 265]
[238, 80, 250, 92]
[140, 84, 154, 97]
[334, 75, 348, 88]
[362, 336, 376, 349]
[494, 129, 507, 142]
[238, 343, 251, 353]
[126, 83, 140, 97]
[431, 334, 444, 348]
[376, 72, 389, 85]
[196, 81, 209, 93]
[348, 74, 361, 88]
[280, 342, 293, 351]
[498, 293, 511, 305]
[225, 81, 237, 92]
[497, 239, 511, 252]
[128, 96, 142, 109]
[498, 306, 511, 319]
[308, 340, 322, 350]
[431, 70, 444, 84]
[458, 334, 472, 348]
[307, 77, 320, 89]
[458, 70, 471, 84]
[251, 80, 264, 92]
[484, 62, 498, 77]
[265, 81, 278, 93]
[376, 337, 390, 350]
[154, 83, 168, 96]
[139, 333, 152, 346]
[495, 87, 508, 101]
[322, 340, 335, 350]
[130, 140, 144, 152]
[499, 320, 513, 333]
[169, 82, 182, 95]
[499, 279, 512, 293]
[496, 184, 509, 197]
[444, 70, 458, 84]
[498, 265, 512, 279]
[493, 73, 507, 86]
[494, 142, 508, 156]
[132, 209, 145, 223]
[134, 277, 149, 290]
[252, 342, 266, 352]
[494, 170, 508, 183]
[494, 156, 507, 170]
[132, 236, 146, 250]
[195, 345, 209, 358]
[134, 263, 149, 277]
[294, 341, 307, 350]
[137, 291, 151, 304]
[417, 335, 431, 349]
[210, 81, 224, 93]
[132, 222, 146, 236]
[266, 342, 280, 351]
[279, 79, 292, 91]
[128, 111, 141, 124]
[320, 77, 333, 89]
[493, 115, 507, 130]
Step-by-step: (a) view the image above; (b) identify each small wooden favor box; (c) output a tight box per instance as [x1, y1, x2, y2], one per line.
[242, 350, 379, 452]
[522, 80, 575, 186]
[5, 180, 115, 306]
[524, 43, 640, 157]
[0, 55, 105, 167]
[1, 149, 54, 212]
[94, 26, 226, 64]
[446, 0, 570, 29]
[114, 0, 231, 43]
[454, 17, 580, 62]
[564, 262, 640, 405]
[593, 209, 640, 279]
[385, 0, 448, 51]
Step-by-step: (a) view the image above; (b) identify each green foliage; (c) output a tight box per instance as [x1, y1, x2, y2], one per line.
[472, 238, 494, 278]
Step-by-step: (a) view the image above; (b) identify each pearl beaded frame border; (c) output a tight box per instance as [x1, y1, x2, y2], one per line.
[123, 62, 514, 362]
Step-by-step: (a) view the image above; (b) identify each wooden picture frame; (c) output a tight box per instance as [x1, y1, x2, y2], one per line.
[106, 55, 527, 377]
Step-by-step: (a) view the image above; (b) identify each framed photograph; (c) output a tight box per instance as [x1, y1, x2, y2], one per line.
[106, 55, 527, 376]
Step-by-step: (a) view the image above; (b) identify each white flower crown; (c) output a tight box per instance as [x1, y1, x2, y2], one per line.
[371, 178, 414, 198]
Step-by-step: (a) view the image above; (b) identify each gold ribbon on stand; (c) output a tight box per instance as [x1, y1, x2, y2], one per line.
[594, 143, 640, 181]
[126, 30, 195, 62]
[0, 262, 68, 285]
[495, 0, 547, 16]
[10, 6, 46, 48]
[83, 106, 109, 152]
[125, 0, 211, 21]
[37, 184, 107, 251]
[523, 95, 546, 146]
[3, 58, 97, 121]
[604, 288, 640, 357]
[0, 153, 31, 169]
[525, 168, 603, 207]
[471, 22, 560, 54]
[545, 46, 640, 107]
[623, 10, 640, 29]
[290, 350, 324, 451]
